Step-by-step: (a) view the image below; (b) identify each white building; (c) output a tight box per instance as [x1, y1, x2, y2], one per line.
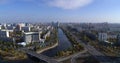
[24, 32, 42, 44]
[0, 30, 13, 41]
[47, 26, 51, 30]
[0, 30, 10, 38]
[43, 31, 51, 39]
[98, 33, 107, 41]
[0, 25, 1, 30]
[18, 23, 25, 27]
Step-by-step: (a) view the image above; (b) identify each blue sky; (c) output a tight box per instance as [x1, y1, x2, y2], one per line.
[0, 0, 120, 23]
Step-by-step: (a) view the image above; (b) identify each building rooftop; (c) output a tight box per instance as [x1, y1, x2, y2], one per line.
[24, 32, 42, 35]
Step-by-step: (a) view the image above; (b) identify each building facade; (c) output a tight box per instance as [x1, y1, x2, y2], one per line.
[0, 30, 13, 42]
[21, 26, 31, 32]
[117, 34, 120, 44]
[24, 32, 42, 44]
[98, 33, 107, 41]
[0, 30, 10, 38]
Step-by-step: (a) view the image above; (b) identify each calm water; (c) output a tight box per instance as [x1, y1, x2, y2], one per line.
[42, 28, 72, 57]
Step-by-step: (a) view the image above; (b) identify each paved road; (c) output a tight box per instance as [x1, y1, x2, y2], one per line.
[56, 49, 87, 62]
[19, 48, 59, 63]
[70, 33, 112, 63]
[71, 51, 89, 63]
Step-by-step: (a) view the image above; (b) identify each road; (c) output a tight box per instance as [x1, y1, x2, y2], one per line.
[71, 49, 89, 63]
[70, 32, 112, 63]
[56, 49, 88, 62]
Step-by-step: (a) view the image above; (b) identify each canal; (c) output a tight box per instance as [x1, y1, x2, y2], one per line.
[42, 28, 72, 57]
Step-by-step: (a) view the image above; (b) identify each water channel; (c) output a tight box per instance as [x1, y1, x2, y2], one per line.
[42, 28, 72, 57]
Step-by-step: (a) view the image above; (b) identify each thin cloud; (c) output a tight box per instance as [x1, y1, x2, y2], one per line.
[0, 0, 93, 10]
[47, 0, 93, 10]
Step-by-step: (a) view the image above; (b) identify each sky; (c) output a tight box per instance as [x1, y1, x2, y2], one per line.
[0, 0, 120, 23]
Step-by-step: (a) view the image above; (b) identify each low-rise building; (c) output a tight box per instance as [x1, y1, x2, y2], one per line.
[109, 27, 120, 32]
[108, 33, 117, 39]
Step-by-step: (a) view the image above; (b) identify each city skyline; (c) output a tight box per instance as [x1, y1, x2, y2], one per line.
[0, 0, 120, 23]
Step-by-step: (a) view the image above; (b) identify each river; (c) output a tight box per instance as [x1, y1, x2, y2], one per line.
[41, 28, 72, 57]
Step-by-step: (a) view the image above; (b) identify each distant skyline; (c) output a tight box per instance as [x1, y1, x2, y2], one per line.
[0, 0, 120, 23]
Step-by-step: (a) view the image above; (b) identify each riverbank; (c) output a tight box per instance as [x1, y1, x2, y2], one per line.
[36, 41, 58, 54]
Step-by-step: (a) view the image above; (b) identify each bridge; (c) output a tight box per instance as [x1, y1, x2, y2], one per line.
[19, 48, 59, 63]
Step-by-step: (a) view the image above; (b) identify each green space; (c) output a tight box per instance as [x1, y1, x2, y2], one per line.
[0, 41, 27, 61]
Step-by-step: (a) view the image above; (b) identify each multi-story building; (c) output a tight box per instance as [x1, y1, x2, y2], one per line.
[0, 30, 13, 41]
[6, 26, 15, 30]
[21, 26, 31, 32]
[18, 23, 25, 27]
[43, 31, 51, 39]
[0, 25, 1, 30]
[98, 33, 107, 41]
[0, 30, 10, 38]
[24, 32, 42, 44]
[14, 23, 26, 31]
[14, 25, 21, 31]
[117, 34, 120, 44]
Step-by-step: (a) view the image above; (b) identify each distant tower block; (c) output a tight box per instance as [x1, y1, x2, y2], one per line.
[117, 34, 120, 44]
[57, 21, 59, 27]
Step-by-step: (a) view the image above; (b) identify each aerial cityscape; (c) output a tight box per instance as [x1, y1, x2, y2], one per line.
[0, 0, 120, 63]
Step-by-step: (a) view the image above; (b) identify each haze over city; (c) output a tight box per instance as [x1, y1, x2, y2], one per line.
[0, 0, 120, 63]
[0, 0, 120, 23]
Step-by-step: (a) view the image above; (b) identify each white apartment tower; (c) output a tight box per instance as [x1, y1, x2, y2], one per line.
[98, 33, 107, 41]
